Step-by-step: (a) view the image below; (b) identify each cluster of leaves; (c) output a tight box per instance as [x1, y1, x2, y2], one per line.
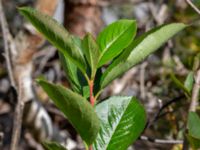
[170, 53, 200, 97]
[170, 53, 200, 149]
[19, 7, 186, 150]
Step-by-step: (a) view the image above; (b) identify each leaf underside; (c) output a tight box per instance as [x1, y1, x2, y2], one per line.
[100, 23, 186, 89]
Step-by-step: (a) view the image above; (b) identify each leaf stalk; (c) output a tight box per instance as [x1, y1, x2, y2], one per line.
[89, 80, 95, 106]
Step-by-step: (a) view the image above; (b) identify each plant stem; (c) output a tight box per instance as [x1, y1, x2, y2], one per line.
[89, 80, 95, 106]
[88, 79, 95, 150]
[89, 80, 94, 150]
[89, 145, 93, 150]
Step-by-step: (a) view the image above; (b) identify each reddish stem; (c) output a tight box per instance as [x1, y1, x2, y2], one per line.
[89, 80, 95, 150]
[89, 80, 95, 106]
[89, 145, 93, 150]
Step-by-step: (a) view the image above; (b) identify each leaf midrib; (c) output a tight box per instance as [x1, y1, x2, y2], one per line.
[98, 23, 133, 65]
[101, 23, 186, 88]
[104, 99, 132, 150]
[88, 39, 94, 70]
[21, 8, 86, 72]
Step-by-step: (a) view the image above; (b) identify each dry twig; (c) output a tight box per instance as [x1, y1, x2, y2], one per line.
[186, 0, 200, 15]
[0, 1, 22, 150]
[140, 135, 183, 144]
[140, 62, 147, 99]
[0, 0, 16, 88]
[189, 70, 200, 112]
[10, 79, 25, 150]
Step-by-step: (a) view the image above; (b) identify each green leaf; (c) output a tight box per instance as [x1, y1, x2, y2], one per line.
[19, 7, 86, 73]
[93, 96, 146, 150]
[170, 73, 190, 95]
[186, 134, 200, 150]
[93, 68, 102, 96]
[59, 53, 90, 98]
[97, 19, 137, 67]
[59, 52, 81, 93]
[43, 141, 67, 150]
[37, 80, 100, 145]
[101, 23, 186, 89]
[83, 85, 90, 98]
[184, 71, 194, 93]
[187, 112, 200, 140]
[82, 33, 100, 78]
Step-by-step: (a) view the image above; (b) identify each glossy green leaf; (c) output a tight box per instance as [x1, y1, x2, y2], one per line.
[59, 52, 81, 93]
[59, 53, 90, 98]
[43, 141, 67, 150]
[82, 33, 100, 78]
[58, 36, 90, 96]
[37, 80, 100, 145]
[101, 23, 186, 88]
[97, 19, 137, 67]
[19, 7, 86, 73]
[93, 96, 146, 150]
[187, 112, 200, 140]
[184, 71, 194, 93]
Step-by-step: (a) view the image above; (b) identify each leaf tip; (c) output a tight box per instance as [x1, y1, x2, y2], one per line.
[35, 76, 47, 85]
[18, 6, 31, 14]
